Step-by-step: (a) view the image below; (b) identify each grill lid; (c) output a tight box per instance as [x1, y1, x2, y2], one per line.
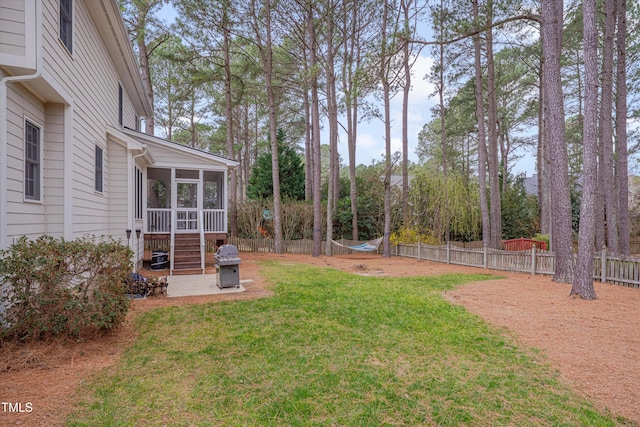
[215, 244, 240, 259]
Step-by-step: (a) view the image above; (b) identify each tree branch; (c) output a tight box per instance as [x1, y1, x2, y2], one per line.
[409, 14, 541, 47]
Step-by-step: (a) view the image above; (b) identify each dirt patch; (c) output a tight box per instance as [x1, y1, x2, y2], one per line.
[1, 252, 639, 425]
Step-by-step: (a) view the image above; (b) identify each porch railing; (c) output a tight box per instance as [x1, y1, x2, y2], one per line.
[199, 212, 205, 272]
[147, 209, 171, 232]
[147, 208, 226, 233]
[203, 209, 226, 232]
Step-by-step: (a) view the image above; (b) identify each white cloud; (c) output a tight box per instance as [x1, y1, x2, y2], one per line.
[410, 54, 437, 98]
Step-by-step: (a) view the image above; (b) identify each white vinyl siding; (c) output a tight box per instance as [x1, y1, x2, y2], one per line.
[4, 85, 66, 241]
[2, 0, 157, 246]
[107, 138, 128, 237]
[42, 103, 66, 235]
[38, 0, 141, 236]
[0, 0, 37, 70]
[5, 85, 45, 213]
[0, 0, 26, 57]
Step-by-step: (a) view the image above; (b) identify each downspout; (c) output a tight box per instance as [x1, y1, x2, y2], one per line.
[0, 0, 43, 249]
[131, 146, 148, 270]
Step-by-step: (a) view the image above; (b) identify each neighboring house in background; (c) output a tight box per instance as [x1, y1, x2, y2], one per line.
[522, 173, 538, 197]
[0, 0, 236, 274]
[387, 174, 414, 189]
[524, 174, 639, 211]
[628, 176, 640, 211]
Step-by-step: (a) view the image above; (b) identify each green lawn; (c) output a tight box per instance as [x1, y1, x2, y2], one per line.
[68, 262, 634, 426]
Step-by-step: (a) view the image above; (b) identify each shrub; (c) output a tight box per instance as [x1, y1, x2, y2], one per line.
[533, 234, 550, 249]
[390, 227, 441, 246]
[0, 235, 132, 341]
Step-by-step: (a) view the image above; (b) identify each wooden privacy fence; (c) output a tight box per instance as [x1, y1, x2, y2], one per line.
[230, 236, 640, 289]
[502, 238, 548, 251]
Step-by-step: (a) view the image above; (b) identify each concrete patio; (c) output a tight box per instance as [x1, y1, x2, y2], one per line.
[165, 274, 250, 297]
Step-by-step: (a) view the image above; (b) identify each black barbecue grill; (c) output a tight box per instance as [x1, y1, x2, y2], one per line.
[215, 244, 241, 289]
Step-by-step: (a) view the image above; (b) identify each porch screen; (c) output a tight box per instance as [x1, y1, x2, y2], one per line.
[147, 168, 171, 208]
[204, 171, 224, 209]
[147, 168, 171, 233]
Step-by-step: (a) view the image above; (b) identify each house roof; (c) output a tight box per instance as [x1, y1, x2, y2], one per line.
[122, 127, 238, 169]
[85, 0, 153, 117]
[107, 127, 155, 163]
[523, 174, 538, 196]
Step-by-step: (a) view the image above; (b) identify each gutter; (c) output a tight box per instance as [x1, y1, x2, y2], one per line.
[130, 145, 148, 268]
[0, 0, 43, 250]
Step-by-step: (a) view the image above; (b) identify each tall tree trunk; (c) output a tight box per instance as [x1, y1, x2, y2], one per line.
[380, 1, 393, 258]
[537, 57, 551, 236]
[302, 29, 312, 202]
[325, 6, 338, 256]
[486, 1, 502, 248]
[572, 0, 598, 300]
[472, 0, 491, 248]
[438, 0, 447, 177]
[251, 0, 283, 253]
[437, 0, 449, 241]
[342, 1, 360, 241]
[600, 0, 618, 253]
[138, 36, 155, 135]
[308, 3, 323, 257]
[616, 0, 630, 255]
[542, 0, 574, 282]
[401, 0, 411, 225]
[121, 0, 167, 136]
[304, 86, 312, 201]
[222, 3, 237, 236]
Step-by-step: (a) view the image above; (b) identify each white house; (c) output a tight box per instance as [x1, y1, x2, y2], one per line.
[0, 0, 236, 274]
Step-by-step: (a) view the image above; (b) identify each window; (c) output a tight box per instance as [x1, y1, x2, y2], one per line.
[118, 84, 123, 125]
[134, 167, 143, 219]
[60, 0, 73, 53]
[24, 120, 41, 201]
[95, 145, 103, 192]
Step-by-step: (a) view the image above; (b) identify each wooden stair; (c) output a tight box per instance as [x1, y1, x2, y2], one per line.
[172, 233, 203, 275]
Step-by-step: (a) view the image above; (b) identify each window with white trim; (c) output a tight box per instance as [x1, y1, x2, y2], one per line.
[118, 84, 123, 125]
[135, 167, 143, 219]
[24, 120, 41, 201]
[60, 0, 73, 53]
[95, 145, 103, 192]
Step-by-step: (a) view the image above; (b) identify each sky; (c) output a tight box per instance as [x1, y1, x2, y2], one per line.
[156, 4, 537, 177]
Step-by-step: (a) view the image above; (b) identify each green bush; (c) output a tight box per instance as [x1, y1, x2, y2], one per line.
[0, 235, 132, 341]
[390, 226, 441, 245]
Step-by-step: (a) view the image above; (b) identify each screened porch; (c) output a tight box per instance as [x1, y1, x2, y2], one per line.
[146, 167, 227, 235]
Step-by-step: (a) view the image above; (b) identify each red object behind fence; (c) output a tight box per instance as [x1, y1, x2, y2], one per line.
[502, 238, 547, 251]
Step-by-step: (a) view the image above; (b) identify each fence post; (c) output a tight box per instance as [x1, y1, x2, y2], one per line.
[483, 244, 488, 269]
[601, 246, 607, 283]
[531, 245, 536, 275]
[446, 241, 450, 264]
[417, 239, 421, 261]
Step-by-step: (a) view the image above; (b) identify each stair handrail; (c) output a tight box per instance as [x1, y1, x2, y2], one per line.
[199, 210, 205, 274]
[170, 217, 175, 275]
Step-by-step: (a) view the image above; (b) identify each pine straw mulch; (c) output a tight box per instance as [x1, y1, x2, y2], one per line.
[1, 252, 639, 425]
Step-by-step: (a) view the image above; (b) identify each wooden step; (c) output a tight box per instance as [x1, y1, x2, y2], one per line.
[171, 234, 205, 272]
[172, 267, 205, 275]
